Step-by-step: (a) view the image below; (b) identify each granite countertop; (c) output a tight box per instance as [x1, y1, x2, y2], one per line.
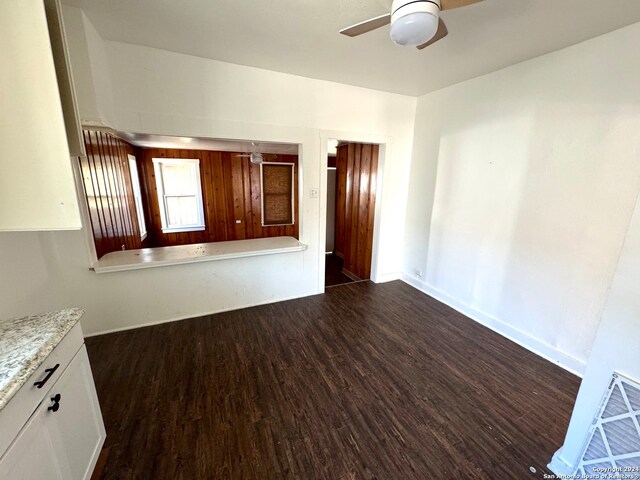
[0, 308, 84, 411]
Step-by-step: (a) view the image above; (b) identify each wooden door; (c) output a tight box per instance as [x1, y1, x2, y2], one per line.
[334, 143, 379, 280]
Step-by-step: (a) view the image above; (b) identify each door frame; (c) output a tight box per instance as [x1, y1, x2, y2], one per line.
[318, 130, 391, 292]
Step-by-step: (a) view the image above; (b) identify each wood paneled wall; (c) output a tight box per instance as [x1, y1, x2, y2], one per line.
[79, 132, 299, 256]
[80, 130, 142, 258]
[139, 148, 299, 247]
[334, 143, 379, 280]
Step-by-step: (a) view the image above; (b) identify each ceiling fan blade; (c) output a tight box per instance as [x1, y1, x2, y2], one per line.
[340, 13, 391, 37]
[441, 0, 483, 11]
[416, 19, 448, 50]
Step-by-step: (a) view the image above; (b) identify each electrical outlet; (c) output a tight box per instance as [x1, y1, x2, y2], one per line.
[309, 188, 320, 198]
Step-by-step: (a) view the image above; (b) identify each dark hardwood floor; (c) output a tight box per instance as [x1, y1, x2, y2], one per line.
[325, 253, 355, 287]
[86, 281, 580, 480]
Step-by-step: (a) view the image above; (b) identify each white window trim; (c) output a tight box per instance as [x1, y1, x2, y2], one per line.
[128, 155, 147, 241]
[152, 158, 206, 234]
[260, 162, 295, 227]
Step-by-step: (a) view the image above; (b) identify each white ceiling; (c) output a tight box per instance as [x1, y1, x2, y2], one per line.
[63, 0, 640, 96]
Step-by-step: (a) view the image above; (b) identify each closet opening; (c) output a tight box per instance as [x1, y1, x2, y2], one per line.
[324, 139, 379, 288]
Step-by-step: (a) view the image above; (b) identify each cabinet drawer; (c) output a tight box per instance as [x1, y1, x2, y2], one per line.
[0, 322, 83, 458]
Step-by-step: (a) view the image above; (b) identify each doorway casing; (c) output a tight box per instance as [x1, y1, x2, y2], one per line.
[318, 130, 391, 293]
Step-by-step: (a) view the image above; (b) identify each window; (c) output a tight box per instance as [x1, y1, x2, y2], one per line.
[152, 158, 205, 233]
[261, 162, 295, 226]
[128, 155, 147, 241]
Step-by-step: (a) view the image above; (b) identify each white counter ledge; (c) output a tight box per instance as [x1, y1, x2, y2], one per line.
[0, 308, 83, 411]
[92, 236, 308, 274]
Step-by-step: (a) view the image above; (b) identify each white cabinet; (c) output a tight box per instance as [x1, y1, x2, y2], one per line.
[0, 402, 66, 479]
[0, 0, 82, 231]
[47, 346, 105, 480]
[0, 337, 105, 480]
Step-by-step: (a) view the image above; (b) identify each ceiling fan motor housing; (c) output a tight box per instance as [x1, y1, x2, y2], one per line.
[390, 0, 441, 46]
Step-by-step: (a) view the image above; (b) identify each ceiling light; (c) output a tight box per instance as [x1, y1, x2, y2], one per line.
[389, 0, 440, 46]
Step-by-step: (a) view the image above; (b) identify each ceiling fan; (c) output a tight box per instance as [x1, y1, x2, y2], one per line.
[235, 143, 276, 165]
[340, 0, 483, 50]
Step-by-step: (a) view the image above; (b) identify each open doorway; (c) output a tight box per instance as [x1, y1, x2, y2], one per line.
[325, 139, 379, 288]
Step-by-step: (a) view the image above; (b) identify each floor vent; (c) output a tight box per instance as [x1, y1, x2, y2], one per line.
[576, 374, 640, 475]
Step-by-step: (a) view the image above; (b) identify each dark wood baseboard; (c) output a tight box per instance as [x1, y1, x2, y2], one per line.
[341, 267, 362, 281]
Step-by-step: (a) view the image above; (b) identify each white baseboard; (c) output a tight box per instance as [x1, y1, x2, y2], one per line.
[373, 272, 401, 283]
[400, 273, 586, 377]
[548, 449, 576, 476]
[83, 291, 314, 337]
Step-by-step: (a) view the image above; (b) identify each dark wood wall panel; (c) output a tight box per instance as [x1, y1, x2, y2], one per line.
[334, 143, 378, 280]
[334, 147, 347, 258]
[139, 148, 298, 247]
[79, 132, 299, 256]
[80, 130, 142, 259]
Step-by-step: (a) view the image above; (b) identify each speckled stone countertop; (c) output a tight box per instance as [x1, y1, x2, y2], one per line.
[0, 308, 83, 411]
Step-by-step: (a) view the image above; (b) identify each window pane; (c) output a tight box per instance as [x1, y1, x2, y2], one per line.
[162, 164, 198, 195]
[128, 157, 147, 237]
[165, 196, 199, 226]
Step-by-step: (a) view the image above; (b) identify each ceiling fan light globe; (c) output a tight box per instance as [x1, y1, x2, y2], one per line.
[390, 0, 440, 46]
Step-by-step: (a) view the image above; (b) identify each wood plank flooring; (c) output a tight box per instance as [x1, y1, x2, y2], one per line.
[86, 281, 580, 479]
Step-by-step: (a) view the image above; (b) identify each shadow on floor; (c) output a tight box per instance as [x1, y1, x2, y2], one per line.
[325, 253, 355, 287]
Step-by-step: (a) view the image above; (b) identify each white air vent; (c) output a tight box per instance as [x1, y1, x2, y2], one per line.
[576, 374, 640, 475]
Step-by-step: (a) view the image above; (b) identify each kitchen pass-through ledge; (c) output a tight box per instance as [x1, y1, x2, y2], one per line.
[92, 236, 307, 274]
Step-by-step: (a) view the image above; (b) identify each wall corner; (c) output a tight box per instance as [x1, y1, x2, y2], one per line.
[548, 448, 576, 476]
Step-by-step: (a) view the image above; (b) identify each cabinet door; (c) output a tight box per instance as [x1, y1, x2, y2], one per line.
[0, 0, 81, 231]
[47, 345, 106, 480]
[0, 346, 106, 480]
[0, 393, 68, 480]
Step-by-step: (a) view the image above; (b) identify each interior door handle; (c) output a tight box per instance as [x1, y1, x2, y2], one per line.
[34, 363, 60, 389]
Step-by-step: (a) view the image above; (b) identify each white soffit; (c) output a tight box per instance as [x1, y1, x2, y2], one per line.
[118, 132, 299, 155]
[63, 0, 640, 96]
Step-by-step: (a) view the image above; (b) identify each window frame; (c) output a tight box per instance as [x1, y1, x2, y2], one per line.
[260, 162, 295, 227]
[127, 155, 147, 241]
[152, 157, 206, 234]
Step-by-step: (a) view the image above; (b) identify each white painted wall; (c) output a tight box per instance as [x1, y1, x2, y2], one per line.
[102, 37, 415, 277]
[402, 23, 640, 374]
[61, 6, 114, 128]
[0, 8, 416, 335]
[0, 230, 312, 335]
[550, 186, 640, 473]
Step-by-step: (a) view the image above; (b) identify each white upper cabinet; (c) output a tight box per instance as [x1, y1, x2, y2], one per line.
[0, 0, 82, 231]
